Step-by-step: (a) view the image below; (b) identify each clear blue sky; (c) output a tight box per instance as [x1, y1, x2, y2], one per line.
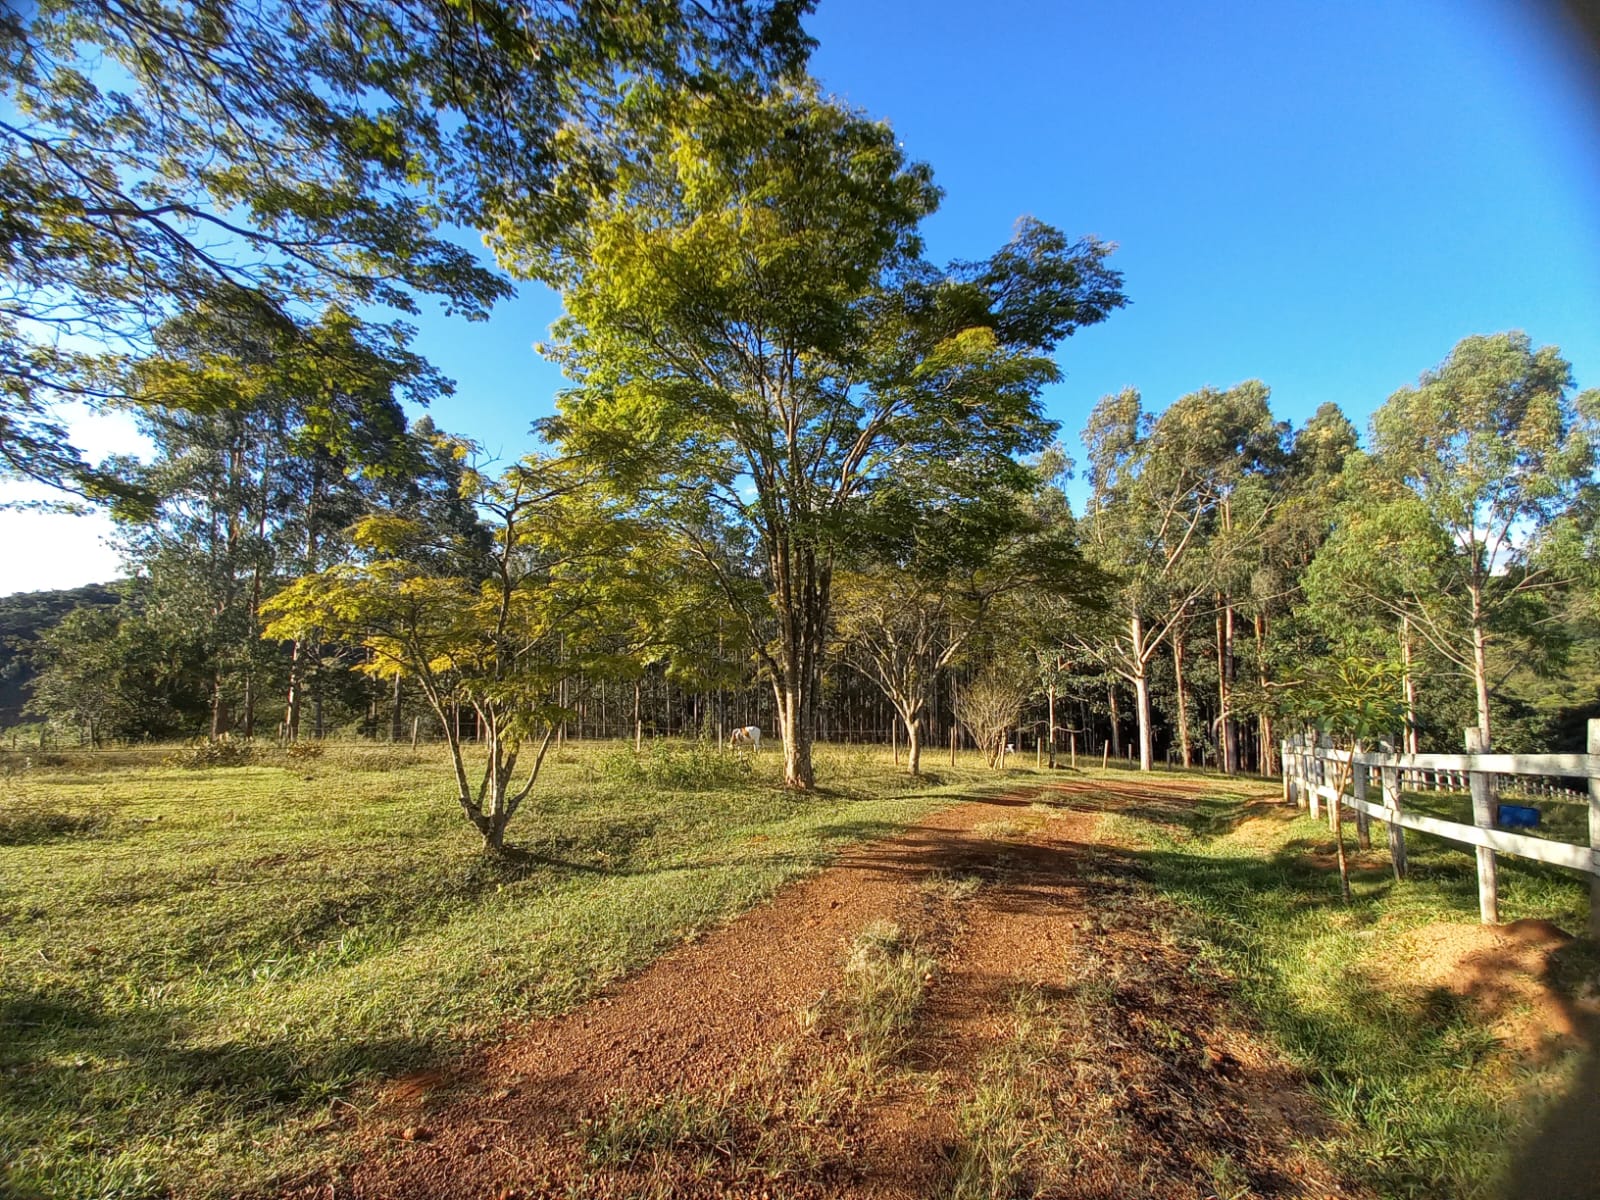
[3, 0, 1598, 593]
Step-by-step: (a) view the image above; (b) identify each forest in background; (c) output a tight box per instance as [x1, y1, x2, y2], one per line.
[8, 339, 1598, 772]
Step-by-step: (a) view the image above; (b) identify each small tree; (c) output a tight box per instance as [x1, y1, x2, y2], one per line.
[955, 660, 1033, 769]
[1297, 657, 1407, 903]
[264, 455, 648, 851]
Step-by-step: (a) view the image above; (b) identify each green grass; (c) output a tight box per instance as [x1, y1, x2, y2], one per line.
[1083, 775, 1597, 1200]
[0, 739, 1006, 1200]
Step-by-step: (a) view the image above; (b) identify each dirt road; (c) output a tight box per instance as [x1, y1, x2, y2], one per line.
[303, 783, 1353, 1200]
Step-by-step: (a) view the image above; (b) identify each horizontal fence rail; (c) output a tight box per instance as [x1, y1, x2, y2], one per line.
[1282, 719, 1600, 937]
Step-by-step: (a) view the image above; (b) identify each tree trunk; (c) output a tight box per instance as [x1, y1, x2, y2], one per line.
[1216, 596, 1238, 775]
[210, 674, 229, 740]
[906, 714, 922, 776]
[1173, 623, 1192, 768]
[1108, 681, 1122, 759]
[390, 673, 403, 742]
[1133, 669, 1154, 771]
[1047, 686, 1057, 769]
[241, 674, 256, 740]
[1401, 617, 1420, 754]
[284, 639, 307, 741]
[1468, 589, 1492, 748]
[779, 683, 815, 788]
[1255, 612, 1275, 776]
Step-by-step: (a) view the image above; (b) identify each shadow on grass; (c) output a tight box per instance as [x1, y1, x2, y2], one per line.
[1, 981, 443, 1200]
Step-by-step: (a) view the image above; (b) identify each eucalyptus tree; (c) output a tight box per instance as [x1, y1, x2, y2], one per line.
[1246, 402, 1361, 767]
[1074, 384, 1276, 771]
[1157, 382, 1286, 773]
[1, 0, 811, 500]
[519, 87, 1124, 787]
[1305, 333, 1594, 747]
[119, 303, 445, 738]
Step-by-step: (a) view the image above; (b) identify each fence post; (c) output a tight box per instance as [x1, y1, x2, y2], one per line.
[1281, 739, 1291, 805]
[1286, 732, 1299, 809]
[1588, 719, 1600, 940]
[1465, 727, 1499, 925]
[1382, 755, 1407, 881]
[1354, 754, 1371, 850]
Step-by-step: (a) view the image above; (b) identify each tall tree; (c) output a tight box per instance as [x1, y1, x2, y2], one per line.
[521, 88, 1124, 787]
[835, 460, 1105, 777]
[119, 304, 444, 737]
[1074, 384, 1276, 771]
[1306, 333, 1594, 746]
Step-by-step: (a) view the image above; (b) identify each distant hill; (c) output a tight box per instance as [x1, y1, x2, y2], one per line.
[0, 582, 122, 726]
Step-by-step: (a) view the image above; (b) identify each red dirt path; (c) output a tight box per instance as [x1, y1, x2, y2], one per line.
[292, 784, 1356, 1200]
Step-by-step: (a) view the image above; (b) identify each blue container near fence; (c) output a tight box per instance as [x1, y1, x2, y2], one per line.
[1496, 804, 1541, 829]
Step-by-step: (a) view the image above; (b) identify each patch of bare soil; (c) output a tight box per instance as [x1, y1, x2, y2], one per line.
[289, 786, 1360, 1200]
[1382, 918, 1598, 1055]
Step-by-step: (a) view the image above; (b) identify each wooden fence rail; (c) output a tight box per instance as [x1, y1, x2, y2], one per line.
[1281, 719, 1600, 937]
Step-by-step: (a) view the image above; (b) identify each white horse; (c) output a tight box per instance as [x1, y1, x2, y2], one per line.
[729, 726, 761, 751]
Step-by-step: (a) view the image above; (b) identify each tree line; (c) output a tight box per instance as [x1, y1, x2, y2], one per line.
[3, 1, 1596, 849]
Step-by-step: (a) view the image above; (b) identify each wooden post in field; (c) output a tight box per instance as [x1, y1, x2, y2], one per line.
[1036, 736, 1042, 769]
[410, 716, 419, 749]
[1353, 755, 1371, 850]
[1588, 719, 1600, 940]
[892, 721, 899, 766]
[951, 725, 957, 768]
[1070, 732, 1077, 768]
[1465, 727, 1499, 925]
[1281, 739, 1291, 805]
[1380, 748, 1407, 881]
[1101, 743, 1109, 771]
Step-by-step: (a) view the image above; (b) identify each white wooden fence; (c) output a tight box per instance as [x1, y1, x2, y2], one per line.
[1281, 719, 1600, 936]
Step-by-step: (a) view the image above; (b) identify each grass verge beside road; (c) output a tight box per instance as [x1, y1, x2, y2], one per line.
[1081, 772, 1598, 1200]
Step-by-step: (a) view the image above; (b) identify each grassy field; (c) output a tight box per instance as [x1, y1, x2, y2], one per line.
[0, 738, 1003, 1200]
[4, 745, 1595, 1200]
[1086, 774, 1598, 1200]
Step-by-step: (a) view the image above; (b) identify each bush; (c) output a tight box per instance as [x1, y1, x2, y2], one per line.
[599, 737, 754, 791]
[166, 736, 255, 769]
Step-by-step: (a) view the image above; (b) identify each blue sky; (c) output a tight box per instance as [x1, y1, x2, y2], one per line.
[3, 0, 1598, 593]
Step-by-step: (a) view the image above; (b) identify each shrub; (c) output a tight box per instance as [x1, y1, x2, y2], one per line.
[166, 736, 255, 769]
[599, 738, 753, 791]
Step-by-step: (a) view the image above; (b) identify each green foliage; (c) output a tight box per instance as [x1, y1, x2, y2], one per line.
[0, 584, 121, 726]
[516, 83, 1122, 785]
[1295, 656, 1408, 744]
[599, 738, 754, 790]
[263, 454, 662, 845]
[1305, 333, 1595, 742]
[1, 0, 810, 498]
